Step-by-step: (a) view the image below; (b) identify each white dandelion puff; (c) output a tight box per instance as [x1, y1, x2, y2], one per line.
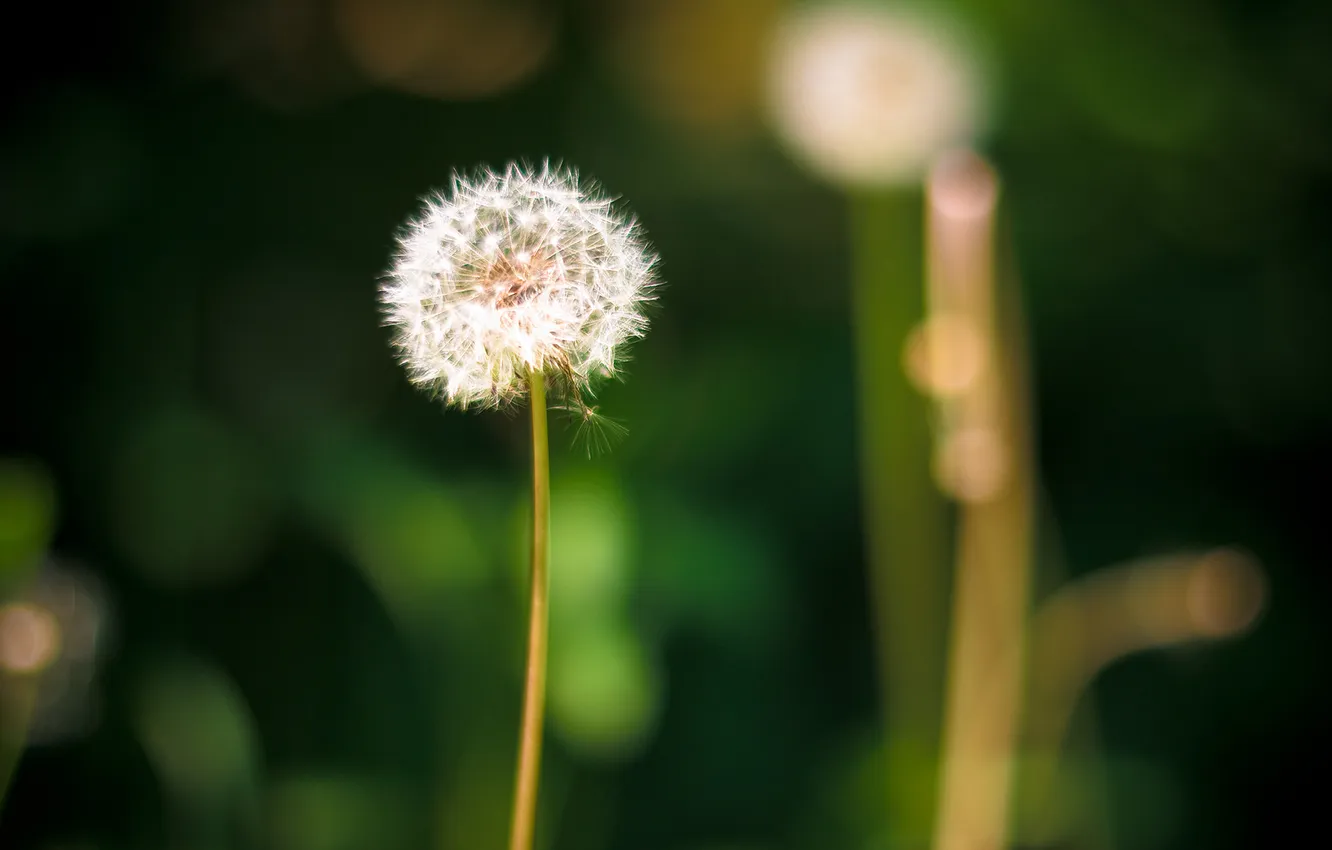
[380, 162, 658, 414]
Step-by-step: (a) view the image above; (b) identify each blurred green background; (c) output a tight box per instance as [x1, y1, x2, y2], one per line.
[1, 1, 1329, 849]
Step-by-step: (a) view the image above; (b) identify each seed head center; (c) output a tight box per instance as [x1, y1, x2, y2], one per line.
[489, 250, 556, 309]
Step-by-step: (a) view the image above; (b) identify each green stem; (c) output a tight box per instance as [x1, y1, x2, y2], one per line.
[509, 371, 551, 850]
[849, 189, 950, 842]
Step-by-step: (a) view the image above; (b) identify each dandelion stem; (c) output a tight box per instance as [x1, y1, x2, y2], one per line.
[509, 370, 551, 850]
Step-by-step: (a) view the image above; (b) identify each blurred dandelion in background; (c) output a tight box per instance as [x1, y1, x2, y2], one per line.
[0, 604, 60, 676]
[0, 560, 111, 746]
[767, 2, 986, 186]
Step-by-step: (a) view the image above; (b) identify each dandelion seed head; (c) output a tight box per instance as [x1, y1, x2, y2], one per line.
[381, 162, 658, 411]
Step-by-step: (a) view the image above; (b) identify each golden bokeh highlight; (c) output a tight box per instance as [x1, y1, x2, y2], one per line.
[1184, 548, 1266, 638]
[335, 0, 554, 99]
[0, 562, 111, 745]
[601, 0, 782, 138]
[0, 603, 61, 675]
[904, 314, 988, 398]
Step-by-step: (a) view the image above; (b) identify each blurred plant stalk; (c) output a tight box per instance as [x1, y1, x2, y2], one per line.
[1017, 548, 1266, 845]
[919, 153, 1270, 850]
[921, 151, 1036, 850]
[850, 186, 950, 843]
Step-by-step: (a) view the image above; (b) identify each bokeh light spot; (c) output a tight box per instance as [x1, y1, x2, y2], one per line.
[768, 3, 986, 186]
[134, 656, 260, 801]
[548, 472, 633, 617]
[549, 616, 660, 761]
[904, 315, 988, 398]
[1, 561, 111, 744]
[336, 0, 553, 99]
[0, 602, 61, 675]
[600, 0, 782, 138]
[1186, 549, 1266, 637]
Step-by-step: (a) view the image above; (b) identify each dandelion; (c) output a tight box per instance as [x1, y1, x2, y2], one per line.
[767, 3, 985, 186]
[378, 161, 658, 850]
[380, 161, 657, 416]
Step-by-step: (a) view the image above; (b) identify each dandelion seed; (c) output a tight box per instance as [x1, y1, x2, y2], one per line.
[556, 403, 630, 458]
[380, 162, 658, 415]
